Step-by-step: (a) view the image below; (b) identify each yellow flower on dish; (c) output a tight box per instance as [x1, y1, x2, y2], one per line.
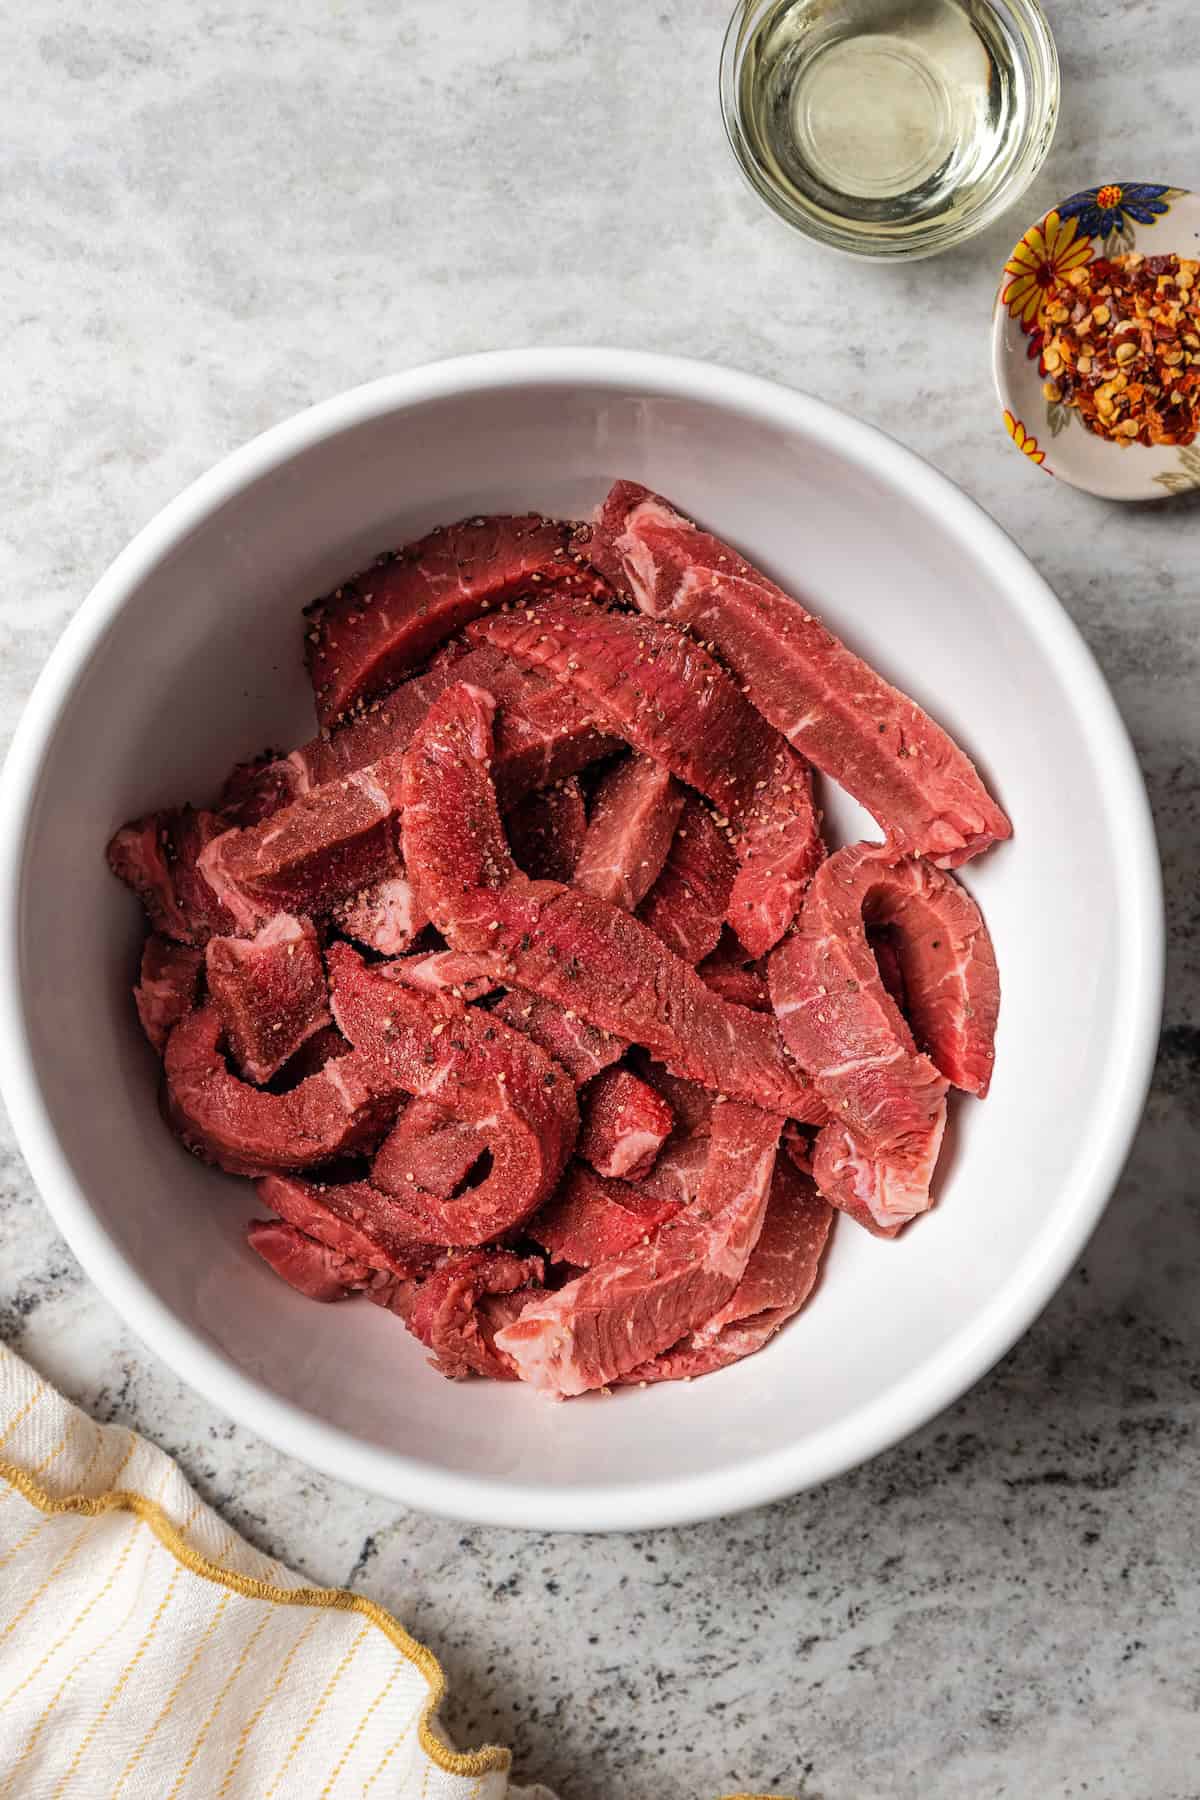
[1002, 210, 1093, 328]
[1003, 411, 1046, 465]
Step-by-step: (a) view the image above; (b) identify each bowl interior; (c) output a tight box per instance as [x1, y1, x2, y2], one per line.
[3, 363, 1158, 1526]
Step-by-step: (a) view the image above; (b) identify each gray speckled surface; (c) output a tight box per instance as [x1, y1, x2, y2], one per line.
[2, 2, 1198, 1795]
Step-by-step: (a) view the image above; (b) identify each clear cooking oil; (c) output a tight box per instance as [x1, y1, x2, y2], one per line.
[734, 0, 1038, 247]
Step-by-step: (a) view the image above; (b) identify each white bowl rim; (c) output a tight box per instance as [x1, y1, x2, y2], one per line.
[0, 348, 1164, 1531]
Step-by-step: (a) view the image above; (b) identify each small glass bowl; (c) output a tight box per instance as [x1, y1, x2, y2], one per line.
[719, 0, 1060, 261]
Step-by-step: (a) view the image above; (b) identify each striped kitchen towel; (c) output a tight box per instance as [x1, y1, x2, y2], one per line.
[0, 1342, 791, 1798]
[0, 1341, 549, 1798]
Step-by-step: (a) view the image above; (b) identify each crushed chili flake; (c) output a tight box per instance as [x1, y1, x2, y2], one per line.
[1041, 251, 1200, 447]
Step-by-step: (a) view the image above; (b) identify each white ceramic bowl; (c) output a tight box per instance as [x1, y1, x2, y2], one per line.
[0, 351, 1162, 1531]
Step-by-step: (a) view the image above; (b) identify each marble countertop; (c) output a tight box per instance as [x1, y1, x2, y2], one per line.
[3, 2, 1197, 1794]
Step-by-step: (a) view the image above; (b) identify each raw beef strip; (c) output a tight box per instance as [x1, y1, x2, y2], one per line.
[491, 990, 624, 1084]
[506, 777, 587, 882]
[634, 1059, 716, 1138]
[632, 1131, 712, 1210]
[108, 814, 186, 938]
[199, 680, 613, 931]
[578, 1068, 674, 1181]
[134, 937, 203, 1054]
[304, 513, 605, 725]
[592, 481, 1011, 868]
[812, 1101, 947, 1239]
[199, 755, 405, 927]
[771, 842, 1000, 1102]
[266, 1024, 349, 1089]
[255, 1174, 440, 1279]
[782, 1119, 815, 1176]
[527, 1164, 681, 1267]
[622, 1159, 834, 1382]
[297, 643, 617, 809]
[108, 807, 235, 945]
[333, 873, 427, 956]
[495, 1101, 782, 1397]
[471, 597, 822, 951]
[220, 755, 300, 827]
[164, 1002, 395, 1176]
[245, 1220, 371, 1301]
[400, 684, 825, 1119]
[697, 932, 771, 1013]
[869, 927, 907, 1012]
[406, 1250, 545, 1381]
[769, 842, 995, 1233]
[724, 750, 825, 957]
[372, 1098, 493, 1200]
[574, 754, 684, 910]
[327, 943, 578, 1244]
[637, 795, 737, 965]
[205, 914, 332, 1085]
[624, 1064, 719, 1210]
[384, 946, 500, 1003]
[424, 645, 619, 809]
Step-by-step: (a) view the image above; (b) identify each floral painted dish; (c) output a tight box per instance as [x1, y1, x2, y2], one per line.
[991, 182, 1200, 499]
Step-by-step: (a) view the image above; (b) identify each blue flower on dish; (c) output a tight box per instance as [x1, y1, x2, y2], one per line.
[1058, 182, 1172, 241]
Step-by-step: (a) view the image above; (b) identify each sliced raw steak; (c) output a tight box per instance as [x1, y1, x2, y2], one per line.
[769, 842, 995, 1232]
[782, 1119, 815, 1176]
[266, 1024, 350, 1090]
[869, 927, 908, 1012]
[625, 1064, 717, 1209]
[406, 1250, 545, 1380]
[812, 1101, 947, 1239]
[491, 990, 624, 1084]
[199, 755, 405, 926]
[292, 643, 617, 810]
[246, 1219, 371, 1301]
[220, 755, 300, 827]
[697, 932, 771, 1013]
[384, 946, 500, 1003]
[205, 914, 332, 1085]
[631, 1131, 712, 1210]
[163, 1002, 395, 1176]
[634, 1059, 716, 1138]
[574, 754, 684, 910]
[256, 1174, 440, 1279]
[327, 943, 578, 1244]
[471, 596, 822, 950]
[199, 676, 614, 932]
[725, 752, 825, 957]
[134, 937, 203, 1054]
[622, 1159, 834, 1382]
[592, 481, 1011, 867]
[527, 1164, 681, 1268]
[637, 795, 736, 965]
[108, 808, 235, 945]
[424, 645, 619, 809]
[495, 1101, 782, 1397]
[372, 1098, 493, 1200]
[333, 873, 427, 956]
[506, 777, 587, 883]
[771, 842, 999, 1101]
[304, 513, 606, 725]
[578, 1068, 673, 1181]
[400, 684, 825, 1118]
